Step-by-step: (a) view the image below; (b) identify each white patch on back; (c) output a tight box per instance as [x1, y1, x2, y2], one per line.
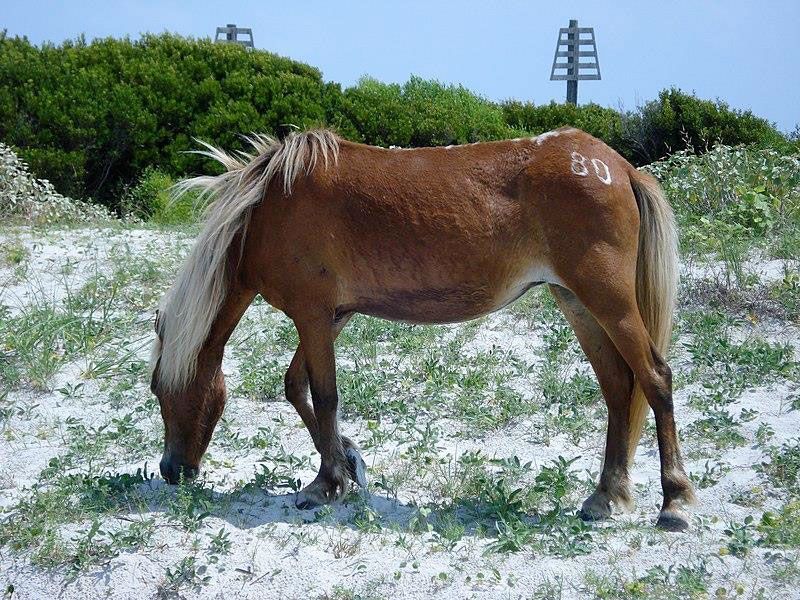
[532, 130, 561, 145]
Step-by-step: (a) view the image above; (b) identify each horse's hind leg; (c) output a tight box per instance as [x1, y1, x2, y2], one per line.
[550, 285, 636, 520]
[564, 277, 695, 530]
[284, 345, 318, 442]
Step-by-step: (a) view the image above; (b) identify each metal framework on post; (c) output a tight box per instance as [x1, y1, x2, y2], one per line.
[214, 24, 254, 49]
[550, 19, 600, 105]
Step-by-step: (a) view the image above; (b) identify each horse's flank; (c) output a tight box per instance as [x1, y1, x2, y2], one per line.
[244, 127, 627, 320]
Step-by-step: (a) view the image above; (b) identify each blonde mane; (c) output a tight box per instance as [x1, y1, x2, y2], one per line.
[151, 129, 340, 392]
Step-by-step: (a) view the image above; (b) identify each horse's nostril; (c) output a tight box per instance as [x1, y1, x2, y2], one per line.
[160, 456, 199, 484]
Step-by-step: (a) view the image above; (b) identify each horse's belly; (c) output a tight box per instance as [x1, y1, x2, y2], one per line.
[349, 289, 498, 324]
[342, 264, 558, 325]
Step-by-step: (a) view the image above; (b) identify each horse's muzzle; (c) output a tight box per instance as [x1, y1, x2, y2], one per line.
[159, 455, 199, 484]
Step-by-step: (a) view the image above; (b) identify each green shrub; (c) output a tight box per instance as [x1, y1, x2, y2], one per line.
[400, 76, 514, 146]
[0, 33, 333, 209]
[121, 167, 199, 224]
[759, 502, 800, 547]
[501, 100, 625, 150]
[342, 76, 515, 147]
[0, 142, 111, 225]
[340, 78, 414, 147]
[646, 145, 800, 258]
[621, 88, 789, 164]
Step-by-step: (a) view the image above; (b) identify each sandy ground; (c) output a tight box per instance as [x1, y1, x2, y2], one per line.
[0, 226, 798, 599]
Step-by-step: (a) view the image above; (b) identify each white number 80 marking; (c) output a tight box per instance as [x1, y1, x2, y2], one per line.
[570, 152, 612, 185]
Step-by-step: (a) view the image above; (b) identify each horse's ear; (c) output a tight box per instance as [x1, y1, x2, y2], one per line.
[154, 309, 161, 337]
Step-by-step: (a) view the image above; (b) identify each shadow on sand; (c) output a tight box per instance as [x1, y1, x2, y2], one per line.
[122, 474, 422, 532]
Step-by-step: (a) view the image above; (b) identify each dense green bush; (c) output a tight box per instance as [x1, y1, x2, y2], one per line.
[0, 32, 791, 210]
[502, 91, 789, 166]
[339, 78, 414, 147]
[502, 100, 625, 149]
[0, 33, 335, 208]
[120, 167, 201, 224]
[0, 142, 111, 225]
[646, 145, 800, 261]
[620, 88, 790, 164]
[341, 77, 516, 147]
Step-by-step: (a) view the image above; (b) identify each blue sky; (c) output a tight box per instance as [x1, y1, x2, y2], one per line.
[5, 1, 798, 132]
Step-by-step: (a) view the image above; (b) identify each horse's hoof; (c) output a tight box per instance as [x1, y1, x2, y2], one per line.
[295, 490, 325, 510]
[295, 481, 330, 510]
[295, 470, 348, 510]
[345, 447, 368, 489]
[656, 509, 689, 532]
[579, 508, 610, 522]
[579, 494, 612, 521]
[295, 496, 319, 510]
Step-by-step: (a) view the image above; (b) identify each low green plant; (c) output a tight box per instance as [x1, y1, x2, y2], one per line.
[647, 144, 800, 263]
[723, 516, 757, 557]
[730, 485, 767, 508]
[122, 167, 200, 223]
[686, 409, 745, 450]
[690, 461, 730, 489]
[758, 440, 800, 496]
[0, 240, 28, 266]
[487, 515, 535, 553]
[770, 269, 800, 319]
[166, 478, 213, 532]
[207, 528, 232, 560]
[41, 517, 153, 581]
[683, 311, 797, 396]
[159, 555, 211, 597]
[0, 302, 122, 389]
[0, 468, 154, 570]
[758, 502, 800, 548]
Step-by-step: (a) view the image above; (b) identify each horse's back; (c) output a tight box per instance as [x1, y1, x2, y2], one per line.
[323, 129, 636, 217]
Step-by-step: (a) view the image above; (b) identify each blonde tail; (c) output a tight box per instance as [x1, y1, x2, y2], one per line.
[627, 168, 678, 463]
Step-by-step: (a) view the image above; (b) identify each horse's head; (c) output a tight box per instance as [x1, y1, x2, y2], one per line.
[150, 309, 227, 484]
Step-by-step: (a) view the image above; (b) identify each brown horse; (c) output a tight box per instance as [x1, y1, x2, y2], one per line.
[150, 127, 695, 530]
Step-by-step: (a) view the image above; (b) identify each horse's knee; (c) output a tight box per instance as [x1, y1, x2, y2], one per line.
[284, 367, 308, 405]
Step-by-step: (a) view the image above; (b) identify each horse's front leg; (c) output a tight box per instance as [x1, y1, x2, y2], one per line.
[284, 341, 367, 490]
[292, 313, 354, 509]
